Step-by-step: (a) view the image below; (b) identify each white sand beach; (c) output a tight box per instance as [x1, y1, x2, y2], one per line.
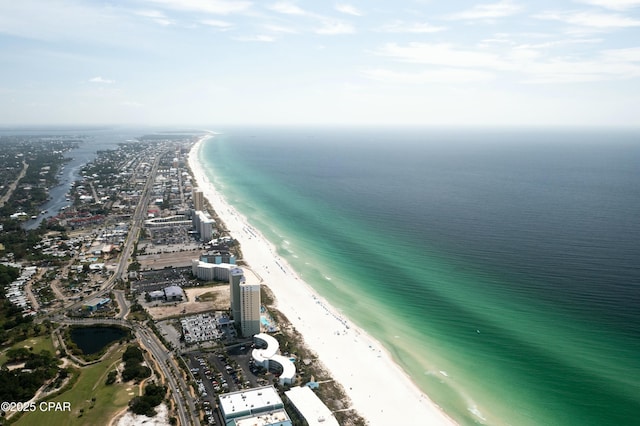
[189, 136, 455, 425]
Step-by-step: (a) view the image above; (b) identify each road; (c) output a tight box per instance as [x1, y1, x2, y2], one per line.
[60, 147, 167, 313]
[0, 160, 28, 208]
[45, 144, 200, 425]
[114, 290, 129, 319]
[137, 325, 199, 426]
[54, 316, 199, 426]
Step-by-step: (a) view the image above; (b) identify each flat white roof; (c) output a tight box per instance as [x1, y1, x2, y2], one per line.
[235, 409, 291, 426]
[285, 386, 339, 426]
[219, 386, 283, 420]
[195, 261, 235, 270]
[83, 297, 110, 306]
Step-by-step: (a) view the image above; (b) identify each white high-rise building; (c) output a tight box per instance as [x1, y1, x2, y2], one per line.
[240, 282, 261, 337]
[229, 267, 244, 320]
[192, 210, 215, 241]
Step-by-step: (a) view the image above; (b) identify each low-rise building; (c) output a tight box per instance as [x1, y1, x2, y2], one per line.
[82, 297, 111, 312]
[219, 386, 292, 426]
[148, 290, 165, 301]
[163, 285, 184, 301]
[252, 333, 296, 385]
[285, 386, 339, 426]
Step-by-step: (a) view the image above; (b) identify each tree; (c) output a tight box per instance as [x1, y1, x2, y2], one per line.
[106, 370, 117, 385]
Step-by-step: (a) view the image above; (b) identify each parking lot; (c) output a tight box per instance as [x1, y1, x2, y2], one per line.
[131, 267, 193, 294]
[137, 247, 202, 269]
[180, 313, 226, 344]
[184, 344, 277, 425]
[147, 225, 192, 247]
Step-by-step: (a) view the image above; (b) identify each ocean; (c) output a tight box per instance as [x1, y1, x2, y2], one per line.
[198, 127, 640, 426]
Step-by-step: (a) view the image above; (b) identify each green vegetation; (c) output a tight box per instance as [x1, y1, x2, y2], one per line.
[127, 302, 150, 321]
[0, 349, 60, 402]
[127, 261, 141, 272]
[0, 265, 19, 288]
[129, 382, 166, 417]
[121, 345, 151, 382]
[13, 345, 135, 426]
[105, 370, 117, 385]
[0, 265, 32, 345]
[0, 334, 56, 366]
[0, 136, 76, 220]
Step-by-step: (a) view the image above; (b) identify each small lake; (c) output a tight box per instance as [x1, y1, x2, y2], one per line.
[69, 326, 128, 355]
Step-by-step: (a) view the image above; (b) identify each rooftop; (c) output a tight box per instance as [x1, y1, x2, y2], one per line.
[285, 386, 339, 426]
[164, 285, 184, 297]
[219, 386, 284, 421]
[234, 409, 291, 426]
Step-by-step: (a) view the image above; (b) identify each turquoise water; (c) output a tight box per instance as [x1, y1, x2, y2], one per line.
[198, 127, 640, 425]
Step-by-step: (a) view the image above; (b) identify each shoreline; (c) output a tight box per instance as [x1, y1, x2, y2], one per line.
[188, 135, 456, 425]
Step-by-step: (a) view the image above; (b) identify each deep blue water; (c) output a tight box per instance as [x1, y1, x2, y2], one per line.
[199, 127, 640, 425]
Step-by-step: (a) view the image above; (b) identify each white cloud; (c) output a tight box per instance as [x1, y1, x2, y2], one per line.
[536, 10, 640, 28]
[521, 55, 640, 83]
[136, 10, 173, 26]
[269, 2, 308, 15]
[201, 19, 233, 30]
[601, 46, 640, 61]
[0, 1, 125, 43]
[335, 4, 363, 17]
[315, 21, 355, 35]
[576, 0, 640, 10]
[233, 34, 276, 42]
[363, 68, 495, 83]
[263, 24, 298, 34]
[447, 0, 523, 20]
[89, 77, 115, 84]
[519, 38, 602, 49]
[146, 0, 252, 15]
[375, 43, 515, 70]
[373, 42, 640, 85]
[379, 20, 446, 33]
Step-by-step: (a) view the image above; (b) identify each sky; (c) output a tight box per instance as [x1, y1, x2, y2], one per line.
[1, 0, 640, 127]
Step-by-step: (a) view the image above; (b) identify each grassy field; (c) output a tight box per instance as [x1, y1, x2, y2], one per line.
[0, 335, 56, 365]
[13, 343, 139, 426]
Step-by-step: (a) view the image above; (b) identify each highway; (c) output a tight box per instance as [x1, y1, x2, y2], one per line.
[60, 146, 167, 313]
[137, 325, 194, 426]
[54, 316, 199, 426]
[45, 143, 201, 425]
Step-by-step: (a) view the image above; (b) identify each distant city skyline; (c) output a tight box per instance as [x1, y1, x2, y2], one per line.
[1, 0, 639, 127]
